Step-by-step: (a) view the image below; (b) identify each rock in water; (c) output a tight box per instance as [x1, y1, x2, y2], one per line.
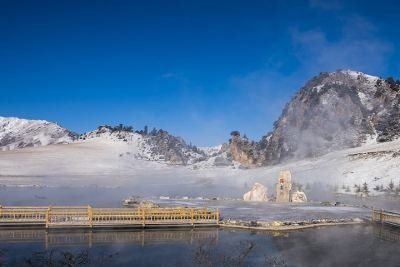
[243, 183, 268, 201]
[291, 191, 307, 203]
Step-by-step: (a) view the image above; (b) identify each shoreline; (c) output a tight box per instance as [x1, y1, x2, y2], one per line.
[220, 220, 365, 231]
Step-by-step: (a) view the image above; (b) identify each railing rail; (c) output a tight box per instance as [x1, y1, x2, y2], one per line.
[0, 205, 219, 229]
[371, 209, 400, 227]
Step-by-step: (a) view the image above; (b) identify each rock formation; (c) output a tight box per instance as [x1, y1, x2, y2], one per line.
[243, 183, 268, 201]
[291, 191, 307, 203]
[276, 171, 292, 202]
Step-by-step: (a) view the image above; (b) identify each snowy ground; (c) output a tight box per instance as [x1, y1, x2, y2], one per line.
[0, 137, 399, 200]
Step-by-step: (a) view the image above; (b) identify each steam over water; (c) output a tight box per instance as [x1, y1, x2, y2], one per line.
[0, 186, 399, 266]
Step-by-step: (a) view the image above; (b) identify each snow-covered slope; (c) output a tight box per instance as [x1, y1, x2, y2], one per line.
[0, 135, 398, 195]
[79, 125, 206, 165]
[0, 117, 77, 151]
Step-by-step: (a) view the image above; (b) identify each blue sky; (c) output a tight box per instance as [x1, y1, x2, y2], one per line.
[1, 0, 399, 146]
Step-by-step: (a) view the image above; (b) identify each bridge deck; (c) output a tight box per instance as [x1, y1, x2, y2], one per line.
[0, 205, 220, 229]
[371, 209, 400, 228]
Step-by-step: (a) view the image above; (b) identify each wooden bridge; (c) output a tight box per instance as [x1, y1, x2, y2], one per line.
[0, 205, 220, 229]
[371, 209, 400, 227]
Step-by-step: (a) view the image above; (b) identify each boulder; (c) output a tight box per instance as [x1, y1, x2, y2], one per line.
[291, 191, 307, 202]
[243, 183, 268, 201]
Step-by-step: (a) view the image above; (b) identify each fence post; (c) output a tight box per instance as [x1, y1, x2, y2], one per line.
[45, 206, 51, 228]
[142, 208, 145, 227]
[88, 205, 93, 228]
[191, 208, 194, 226]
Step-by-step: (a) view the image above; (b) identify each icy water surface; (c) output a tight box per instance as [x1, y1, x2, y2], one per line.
[0, 225, 399, 266]
[0, 186, 399, 266]
[0, 186, 372, 222]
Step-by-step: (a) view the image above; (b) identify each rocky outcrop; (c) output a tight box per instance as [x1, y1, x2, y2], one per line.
[243, 183, 268, 201]
[291, 191, 307, 203]
[222, 131, 261, 168]
[276, 171, 292, 202]
[0, 117, 77, 151]
[225, 70, 400, 166]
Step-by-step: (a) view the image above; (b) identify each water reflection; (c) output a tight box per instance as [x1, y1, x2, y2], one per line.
[0, 225, 399, 266]
[373, 224, 400, 242]
[0, 228, 219, 248]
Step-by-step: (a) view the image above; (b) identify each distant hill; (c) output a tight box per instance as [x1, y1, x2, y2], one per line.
[0, 117, 78, 150]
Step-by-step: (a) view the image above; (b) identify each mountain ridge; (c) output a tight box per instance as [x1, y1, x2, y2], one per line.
[1, 69, 399, 168]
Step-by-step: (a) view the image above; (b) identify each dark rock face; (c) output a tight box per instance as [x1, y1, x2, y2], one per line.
[227, 70, 400, 166]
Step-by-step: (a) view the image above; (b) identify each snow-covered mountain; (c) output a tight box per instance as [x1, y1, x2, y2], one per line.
[1, 70, 399, 171]
[227, 70, 400, 166]
[0, 117, 77, 151]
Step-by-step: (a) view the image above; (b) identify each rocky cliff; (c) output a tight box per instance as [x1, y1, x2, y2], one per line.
[228, 70, 400, 166]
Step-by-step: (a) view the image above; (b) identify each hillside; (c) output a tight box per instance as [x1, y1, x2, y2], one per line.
[0, 134, 399, 196]
[0, 117, 78, 151]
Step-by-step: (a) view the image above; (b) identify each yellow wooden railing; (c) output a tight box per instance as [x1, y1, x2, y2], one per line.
[372, 209, 400, 227]
[0, 205, 220, 228]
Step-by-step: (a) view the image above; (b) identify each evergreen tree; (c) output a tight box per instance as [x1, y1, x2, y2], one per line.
[345, 186, 350, 192]
[144, 125, 148, 135]
[388, 179, 395, 191]
[355, 184, 361, 193]
[230, 130, 240, 137]
[362, 182, 369, 195]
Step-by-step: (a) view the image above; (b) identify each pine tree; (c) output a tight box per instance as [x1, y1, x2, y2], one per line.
[388, 180, 395, 191]
[355, 184, 361, 193]
[362, 182, 369, 195]
[396, 181, 400, 194]
[345, 186, 350, 192]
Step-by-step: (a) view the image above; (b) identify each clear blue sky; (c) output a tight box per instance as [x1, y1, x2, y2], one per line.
[1, 0, 399, 146]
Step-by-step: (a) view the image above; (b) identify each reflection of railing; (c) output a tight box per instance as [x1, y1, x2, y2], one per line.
[374, 225, 400, 242]
[0, 205, 220, 228]
[0, 229, 219, 247]
[371, 209, 400, 227]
